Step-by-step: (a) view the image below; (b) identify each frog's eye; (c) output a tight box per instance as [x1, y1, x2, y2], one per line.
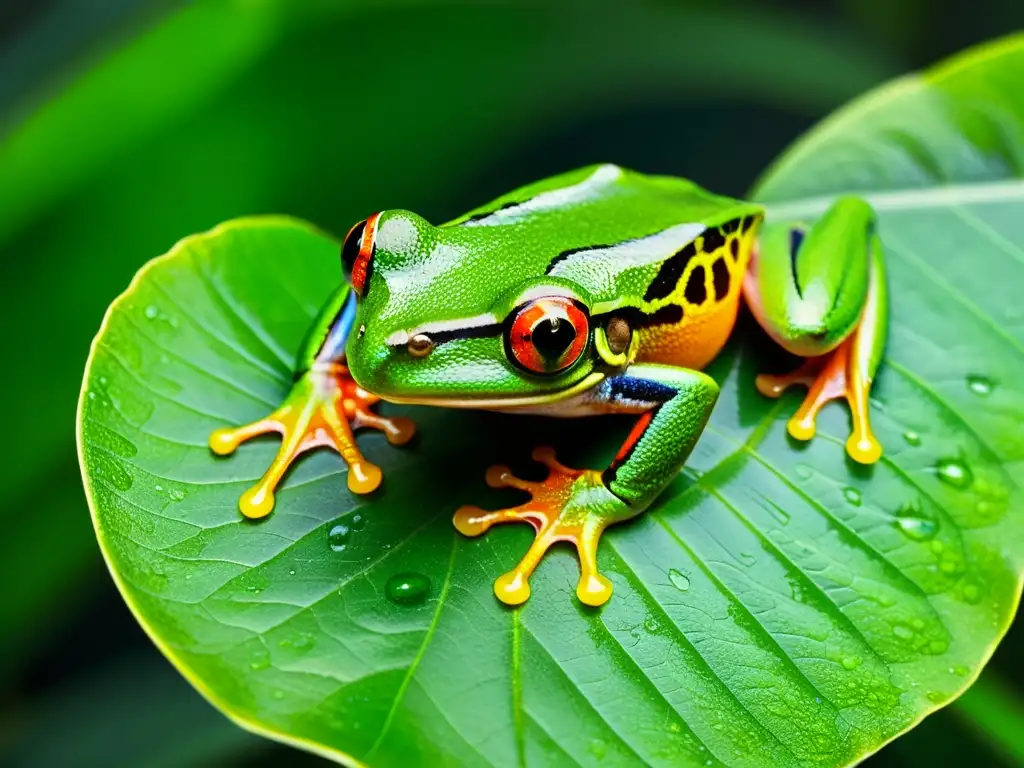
[506, 296, 589, 375]
[341, 212, 380, 297]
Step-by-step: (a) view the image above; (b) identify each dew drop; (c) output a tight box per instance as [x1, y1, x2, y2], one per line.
[903, 431, 922, 447]
[738, 552, 756, 566]
[328, 523, 351, 552]
[272, 690, 285, 700]
[966, 374, 995, 397]
[668, 568, 690, 592]
[644, 616, 660, 634]
[894, 503, 938, 541]
[893, 625, 916, 642]
[841, 655, 860, 671]
[386, 572, 431, 605]
[935, 458, 973, 490]
[249, 653, 270, 670]
[940, 559, 962, 575]
[350, 513, 366, 531]
[145, 304, 159, 320]
[927, 691, 944, 703]
[279, 633, 315, 652]
[288, 569, 296, 576]
[667, 722, 681, 734]
[588, 739, 607, 759]
[842, 487, 862, 506]
[954, 665, 969, 677]
[961, 581, 982, 604]
[794, 463, 813, 480]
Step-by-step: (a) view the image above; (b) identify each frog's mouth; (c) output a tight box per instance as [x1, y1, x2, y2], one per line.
[377, 371, 605, 410]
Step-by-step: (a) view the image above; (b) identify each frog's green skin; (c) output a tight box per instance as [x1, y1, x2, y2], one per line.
[211, 164, 887, 607]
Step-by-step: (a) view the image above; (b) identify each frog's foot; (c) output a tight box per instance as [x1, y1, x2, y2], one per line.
[454, 447, 629, 607]
[210, 363, 415, 519]
[756, 338, 881, 464]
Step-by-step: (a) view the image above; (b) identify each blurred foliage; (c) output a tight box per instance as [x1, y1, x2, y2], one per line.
[3, 0, 1024, 766]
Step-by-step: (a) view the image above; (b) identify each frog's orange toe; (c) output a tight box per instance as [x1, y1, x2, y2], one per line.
[239, 484, 276, 520]
[495, 571, 531, 605]
[577, 573, 613, 607]
[758, 338, 882, 465]
[347, 461, 383, 494]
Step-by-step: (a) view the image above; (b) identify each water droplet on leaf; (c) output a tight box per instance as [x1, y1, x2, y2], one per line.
[842, 487, 862, 506]
[935, 458, 973, 490]
[903, 431, 921, 447]
[894, 502, 937, 541]
[893, 624, 914, 641]
[328, 524, 351, 552]
[668, 569, 690, 592]
[386, 572, 430, 605]
[965, 374, 994, 396]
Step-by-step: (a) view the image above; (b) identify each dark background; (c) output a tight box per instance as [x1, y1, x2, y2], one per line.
[2, 1, 1023, 766]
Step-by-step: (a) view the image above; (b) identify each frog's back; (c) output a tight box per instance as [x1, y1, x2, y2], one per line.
[445, 164, 763, 369]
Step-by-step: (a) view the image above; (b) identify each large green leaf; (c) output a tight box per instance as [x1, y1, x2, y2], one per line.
[79, 35, 1024, 768]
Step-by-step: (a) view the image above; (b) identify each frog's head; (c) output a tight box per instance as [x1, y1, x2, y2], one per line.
[342, 209, 603, 408]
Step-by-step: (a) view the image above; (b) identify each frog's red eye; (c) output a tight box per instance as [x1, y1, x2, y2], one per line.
[506, 296, 589, 375]
[341, 212, 379, 296]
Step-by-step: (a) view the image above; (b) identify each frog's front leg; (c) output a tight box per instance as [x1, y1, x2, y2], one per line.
[454, 366, 718, 607]
[745, 196, 888, 464]
[210, 287, 415, 518]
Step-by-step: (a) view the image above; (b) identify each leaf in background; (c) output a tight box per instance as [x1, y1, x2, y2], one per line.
[79, 34, 1024, 763]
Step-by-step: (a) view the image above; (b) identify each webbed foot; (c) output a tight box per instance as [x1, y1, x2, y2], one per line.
[454, 447, 632, 607]
[210, 363, 415, 518]
[756, 337, 881, 464]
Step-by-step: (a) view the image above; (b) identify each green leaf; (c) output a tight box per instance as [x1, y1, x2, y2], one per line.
[79, 36, 1024, 768]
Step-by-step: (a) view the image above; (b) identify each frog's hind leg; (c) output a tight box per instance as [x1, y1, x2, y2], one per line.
[746, 198, 888, 465]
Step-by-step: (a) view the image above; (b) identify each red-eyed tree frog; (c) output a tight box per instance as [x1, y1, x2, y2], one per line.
[210, 164, 887, 607]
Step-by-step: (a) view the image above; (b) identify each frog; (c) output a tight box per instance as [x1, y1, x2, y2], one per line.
[210, 164, 887, 607]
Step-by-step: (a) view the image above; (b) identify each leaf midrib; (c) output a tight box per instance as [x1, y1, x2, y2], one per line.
[765, 178, 1024, 221]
